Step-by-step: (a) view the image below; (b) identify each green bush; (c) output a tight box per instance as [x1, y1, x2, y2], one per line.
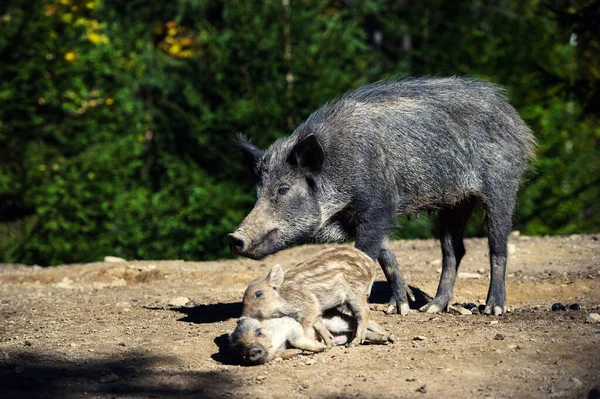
[0, 0, 597, 265]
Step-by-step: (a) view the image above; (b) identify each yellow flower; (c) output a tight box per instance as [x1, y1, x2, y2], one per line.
[105, 98, 114, 105]
[86, 1, 96, 9]
[64, 52, 77, 62]
[87, 32, 109, 44]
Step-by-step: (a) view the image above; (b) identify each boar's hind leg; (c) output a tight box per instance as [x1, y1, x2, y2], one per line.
[482, 190, 516, 316]
[376, 239, 413, 316]
[420, 199, 475, 314]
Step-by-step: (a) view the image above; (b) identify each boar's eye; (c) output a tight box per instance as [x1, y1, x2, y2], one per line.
[255, 329, 263, 337]
[254, 290, 264, 298]
[278, 186, 290, 195]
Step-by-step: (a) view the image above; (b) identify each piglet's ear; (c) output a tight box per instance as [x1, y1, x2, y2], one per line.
[267, 264, 284, 289]
[288, 133, 324, 173]
[234, 133, 263, 174]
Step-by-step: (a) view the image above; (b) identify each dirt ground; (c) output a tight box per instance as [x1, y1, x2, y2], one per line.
[1, 234, 599, 399]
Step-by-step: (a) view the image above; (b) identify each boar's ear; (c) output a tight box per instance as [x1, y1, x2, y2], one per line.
[288, 133, 324, 173]
[234, 133, 263, 173]
[267, 264, 284, 289]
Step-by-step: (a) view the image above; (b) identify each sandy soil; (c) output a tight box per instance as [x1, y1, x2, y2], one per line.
[1, 234, 599, 399]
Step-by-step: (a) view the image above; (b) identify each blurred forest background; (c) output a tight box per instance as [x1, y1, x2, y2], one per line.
[0, 0, 598, 266]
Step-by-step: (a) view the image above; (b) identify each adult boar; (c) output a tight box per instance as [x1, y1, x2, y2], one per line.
[229, 77, 535, 316]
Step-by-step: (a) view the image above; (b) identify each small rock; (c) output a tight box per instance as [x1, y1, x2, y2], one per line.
[304, 359, 315, 366]
[507, 243, 517, 255]
[570, 378, 582, 388]
[586, 313, 600, 323]
[510, 231, 520, 237]
[24, 340, 32, 347]
[416, 385, 427, 394]
[449, 305, 472, 315]
[429, 259, 442, 266]
[477, 268, 485, 274]
[116, 301, 131, 308]
[256, 375, 267, 381]
[168, 297, 190, 307]
[104, 256, 127, 263]
[471, 307, 480, 315]
[494, 333, 505, 340]
[413, 336, 426, 341]
[489, 320, 499, 325]
[569, 303, 581, 311]
[457, 272, 481, 279]
[406, 377, 416, 382]
[100, 373, 119, 383]
[70, 343, 78, 347]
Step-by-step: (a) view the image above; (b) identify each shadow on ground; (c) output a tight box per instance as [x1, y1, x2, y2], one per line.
[172, 302, 242, 324]
[0, 350, 240, 399]
[369, 281, 432, 309]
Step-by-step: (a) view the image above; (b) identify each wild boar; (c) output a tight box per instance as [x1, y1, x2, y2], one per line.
[230, 308, 394, 365]
[229, 77, 535, 316]
[242, 246, 374, 347]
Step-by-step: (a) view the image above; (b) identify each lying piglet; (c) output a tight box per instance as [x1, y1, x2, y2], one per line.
[230, 308, 394, 365]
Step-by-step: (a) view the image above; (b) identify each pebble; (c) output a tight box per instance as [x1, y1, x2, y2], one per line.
[494, 333, 505, 340]
[104, 256, 127, 263]
[413, 336, 426, 341]
[256, 375, 267, 381]
[552, 303, 564, 311]
[24, 340, 32, 347]
[489, 320, 499, 325]
[304, 359, 315, 366]
[586, 313, 600, 323]
[449, 305, 472, 316]
[429, 259, 442, 266]
[100, 373, 119, 383]
[457, 272, 481, 279]
[416, 385, 427, 393]
[168, 297, 190, 307]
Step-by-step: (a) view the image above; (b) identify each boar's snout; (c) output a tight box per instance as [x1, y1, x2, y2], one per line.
[228, 233, 247, 254]
[246, 345, 266, 365]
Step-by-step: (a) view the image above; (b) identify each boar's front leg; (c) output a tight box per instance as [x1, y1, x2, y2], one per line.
[356, 217, 412, 316]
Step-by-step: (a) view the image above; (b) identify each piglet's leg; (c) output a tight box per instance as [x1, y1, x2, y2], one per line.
[289, 336, 327, 353]
[312, 317, 334, 347]
[275, 349, 303, 360]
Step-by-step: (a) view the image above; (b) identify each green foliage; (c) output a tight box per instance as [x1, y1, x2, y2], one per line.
[0, 0, 597, 265]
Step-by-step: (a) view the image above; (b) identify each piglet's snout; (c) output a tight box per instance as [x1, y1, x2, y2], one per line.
[247, 345, 265, 364]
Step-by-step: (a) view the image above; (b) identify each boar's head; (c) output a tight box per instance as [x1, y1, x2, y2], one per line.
[228, 132, 324, 260]
[229, 317, 276, 365]
[242, 264, 288, 320]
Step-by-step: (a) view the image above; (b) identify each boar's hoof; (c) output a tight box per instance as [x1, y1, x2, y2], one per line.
[483, 305, 507, 316]
[385, 300, 410, 316]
